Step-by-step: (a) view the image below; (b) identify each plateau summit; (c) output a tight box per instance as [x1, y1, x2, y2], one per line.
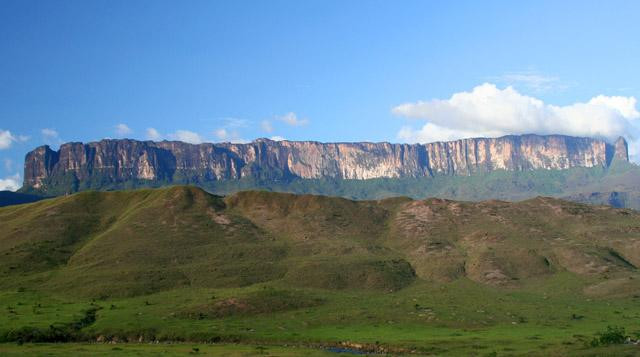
[22, 134, 629, 196]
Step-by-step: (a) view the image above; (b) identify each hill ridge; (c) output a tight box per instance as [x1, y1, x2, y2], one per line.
[2, 185, 640, 298]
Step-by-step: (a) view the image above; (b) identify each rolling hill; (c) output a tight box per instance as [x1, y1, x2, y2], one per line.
[1, 186, 640, 355]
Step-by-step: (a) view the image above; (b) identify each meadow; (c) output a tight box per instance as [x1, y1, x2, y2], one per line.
[2, 274, 640, 355]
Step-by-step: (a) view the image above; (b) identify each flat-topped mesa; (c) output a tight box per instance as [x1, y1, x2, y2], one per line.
[22, 134, 627, 193]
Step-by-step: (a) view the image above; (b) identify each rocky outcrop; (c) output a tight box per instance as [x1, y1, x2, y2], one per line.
[614, 136, 629, 162]
[22, 134, 628, 193]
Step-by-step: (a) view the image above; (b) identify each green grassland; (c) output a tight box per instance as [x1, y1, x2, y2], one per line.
[2, 186, 640, 355]
[1, 278, 640, 355]
[0, 343, 338, 356]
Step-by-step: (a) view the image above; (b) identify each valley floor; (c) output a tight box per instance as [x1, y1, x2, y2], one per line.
[0, 342, 637, 357]
[2, 276, 640, 356]
[0, 343, 338, 356]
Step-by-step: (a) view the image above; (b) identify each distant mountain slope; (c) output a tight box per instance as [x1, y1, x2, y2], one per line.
[2, 186, 639, 298]
[0, 191, 45, 207]
[564, 191, 640, 210]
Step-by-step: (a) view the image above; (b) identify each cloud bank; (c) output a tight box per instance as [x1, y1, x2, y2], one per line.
[393, 83, 640, 160]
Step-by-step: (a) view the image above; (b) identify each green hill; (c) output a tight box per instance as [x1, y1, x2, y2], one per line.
[1, 186, 640, 355]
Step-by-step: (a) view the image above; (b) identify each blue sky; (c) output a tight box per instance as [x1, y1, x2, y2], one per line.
[2, 0, 640, 189]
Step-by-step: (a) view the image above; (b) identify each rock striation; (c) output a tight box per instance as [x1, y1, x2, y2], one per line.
[22, 134, 628, 193]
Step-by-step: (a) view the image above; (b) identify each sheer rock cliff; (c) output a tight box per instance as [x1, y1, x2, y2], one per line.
[22, 134, 628, 193]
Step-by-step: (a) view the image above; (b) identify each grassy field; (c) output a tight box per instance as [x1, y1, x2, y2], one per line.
[0, 341, 636, 357]
[1, 274, 640, 355]
[0, 343, 339, 356]
[2, 186, 640, 355]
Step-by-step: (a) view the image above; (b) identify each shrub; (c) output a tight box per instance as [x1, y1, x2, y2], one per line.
[0, 307, 99, 343]
[589, 326, 628, 347]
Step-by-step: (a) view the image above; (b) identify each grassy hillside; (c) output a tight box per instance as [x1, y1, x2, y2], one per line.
[2, 186, 640, 355]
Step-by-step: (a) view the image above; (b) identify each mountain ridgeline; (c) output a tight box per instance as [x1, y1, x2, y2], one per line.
[20, 134, 633, 201]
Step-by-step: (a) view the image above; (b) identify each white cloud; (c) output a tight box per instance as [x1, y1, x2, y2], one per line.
[277, 112, 309, 126]
[213, 128, 247, 143]
[168, 130, 203, 144]
[42, 128, 59, 141]
[0, 130, 28, 150]
[0, 173, 21, 191]
[42, 128, 58, 138]
[397, 123, 483, 143]
[208, 117, 252, 142]
[115, 123, 133, 137]
[270, 136, 285, 141]
[261, 120, 274, 133]
[0, 130, 15, 150]
[41, 128, 62, 147]
[393, 83, 640, 161]
[214, 128, 228, 140]
[146, 128, 162, 140]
